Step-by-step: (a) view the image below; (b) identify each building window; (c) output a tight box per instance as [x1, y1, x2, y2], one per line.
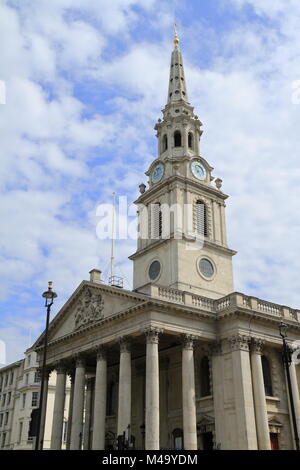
[5, 374, 8, 387]
[0, 377, 2, 392]
[107, 382, 117, 416]
[0, 414, 3, 427]
[200, 356, 211, 397]
[2, 394, 6, 407]
[18, 422, 23, 444]
[172, 428, 183, 450]
[31, 392, 38, 407]
[10, 372, 13, 385]
[4, 412, 8, 426]
[1, 432, 6, 448]
[34, 371, 41, 383]
[25, 373, 29, 385]
[261, 355, 273, 396]
[7, 392, 11, 406]
[174, 131, 182, 147]
[22, 393, 26, 409]
[196, 200, 208, 237]
[162, 134, 168, 152]
[27, 355, 31, 366]
[188, 132, 194, 149]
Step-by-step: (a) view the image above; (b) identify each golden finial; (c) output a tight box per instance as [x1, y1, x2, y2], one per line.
[174, 23, 179, 49]
[48, 281, 53, 290]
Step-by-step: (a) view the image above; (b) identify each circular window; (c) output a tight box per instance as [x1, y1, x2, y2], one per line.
[199, 258, 214, 278]
[149, 260, 161, 281]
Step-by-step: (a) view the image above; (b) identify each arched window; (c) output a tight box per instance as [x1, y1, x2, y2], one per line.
[174, 131, 182, 147]
[188, 132, 194, 149]
[162, 134, 168, 152]
[200, 356, 211, 397]
[150, 203, 162, 239]
[107, 382, 117, 416]
[262, 356, 273, 396]
[196, 200, 208, 237]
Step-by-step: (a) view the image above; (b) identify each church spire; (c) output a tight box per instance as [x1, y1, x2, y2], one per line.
[167, 25, 189, 105]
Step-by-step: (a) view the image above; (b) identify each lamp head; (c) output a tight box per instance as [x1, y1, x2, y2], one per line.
[42, 281, 57, 302]
[278, 320, 288, 339]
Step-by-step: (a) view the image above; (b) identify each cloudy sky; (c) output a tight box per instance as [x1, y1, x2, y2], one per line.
[1, 0, 300, 364]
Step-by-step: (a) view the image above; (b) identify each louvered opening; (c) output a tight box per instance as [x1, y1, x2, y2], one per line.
[196, 200, 208, 237]
[150, 203, 162, 239]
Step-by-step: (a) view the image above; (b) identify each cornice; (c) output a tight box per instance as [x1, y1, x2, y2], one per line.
[134, 174, 228, 205]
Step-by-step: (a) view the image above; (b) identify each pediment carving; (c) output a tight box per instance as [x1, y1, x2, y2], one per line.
[74, 286, 104, 331]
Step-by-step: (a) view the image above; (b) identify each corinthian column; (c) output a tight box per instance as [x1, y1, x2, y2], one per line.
[92, 347, 107, 450]
[70, 356, 86, 450]
[230, 334, 257, 450]
[66, 371, 75, 450]
[250, 339, 271, 450]
[117, 338, 131, 438]
[83, 378, 93, 450]
[289, 360, 300, 438]
[145, 328, 161, 450]
[51, 363, 67, 450]
[182, 335, 197, 450]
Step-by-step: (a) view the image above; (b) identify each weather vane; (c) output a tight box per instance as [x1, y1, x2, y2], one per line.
[174, 23, 179, 48]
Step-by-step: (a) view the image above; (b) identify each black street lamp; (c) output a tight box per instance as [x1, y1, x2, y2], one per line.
[35, 281, 57, 450]
[278, 320, 300, 451]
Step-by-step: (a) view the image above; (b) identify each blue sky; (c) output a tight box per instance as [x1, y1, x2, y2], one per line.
[1, 0, 300, 363]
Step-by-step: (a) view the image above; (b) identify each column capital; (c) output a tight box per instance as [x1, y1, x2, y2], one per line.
[119, 336, 131, 353]
[229, 334, 251, 351]
[94, 345, 107, 361]
[53, 361, 68, 374]
[181, 334, 198, 350]
[251, 338, 265, 355]
[74, 354, 86, 368]
[144, 327, 163, 344]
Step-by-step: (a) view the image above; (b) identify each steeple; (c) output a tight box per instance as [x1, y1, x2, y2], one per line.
[130, 30, 236, 300]
[167, 25, 189, 105]
[154, 27, 203, 161]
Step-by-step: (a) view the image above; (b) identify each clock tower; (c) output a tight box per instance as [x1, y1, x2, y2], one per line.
[129, 31, 236, 299]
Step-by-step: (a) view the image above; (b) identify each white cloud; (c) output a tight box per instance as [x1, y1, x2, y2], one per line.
[1, 0, 300, 363]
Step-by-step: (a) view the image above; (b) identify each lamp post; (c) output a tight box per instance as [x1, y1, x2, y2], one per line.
[278, 321, 300, 451]
[35, 281, 57, 450]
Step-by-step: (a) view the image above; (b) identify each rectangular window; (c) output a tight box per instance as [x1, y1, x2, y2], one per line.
[0, 414, 3, 427]
[2, 394, 6, 407]
[1, 432, 6, 448]
[22, 393, 26, 409]
[31, 392, 38, 407]
[5, 374, 8, 387]
[7, 392, 11, 406]
[25, 373, 29, 385]
[4, 412, 8, 426]
[34, 371, 41, 383]
[18, 422, 23, 444]
[10, 372, 13, 385]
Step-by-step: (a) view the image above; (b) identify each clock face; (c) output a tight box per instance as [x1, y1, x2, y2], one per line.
[151, 163, 165, 184]
[191, 160, 206, 180]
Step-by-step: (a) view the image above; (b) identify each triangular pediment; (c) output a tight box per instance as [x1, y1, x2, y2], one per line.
[33, 281, 148, 347]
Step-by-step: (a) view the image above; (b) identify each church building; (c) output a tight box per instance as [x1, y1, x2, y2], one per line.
[33, 32, 300, 451]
